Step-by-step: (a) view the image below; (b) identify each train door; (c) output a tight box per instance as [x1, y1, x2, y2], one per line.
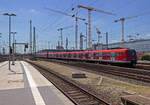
[93, 52, 99, 60]
[111, 52, 115, 61]
[99, 52, 102, 61]
[82, 53, 84, 59]
[73, 53, 76, 59]
[80, 53, 83, 59]
[85, 52, 89, 60]
[88, 52, 93, 60]
[107, 52, 111, 61]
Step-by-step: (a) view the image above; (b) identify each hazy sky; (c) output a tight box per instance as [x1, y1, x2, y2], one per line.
[0, 0, 150, 52]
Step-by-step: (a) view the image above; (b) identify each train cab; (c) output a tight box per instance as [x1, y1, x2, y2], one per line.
[127, 49, 137, 65]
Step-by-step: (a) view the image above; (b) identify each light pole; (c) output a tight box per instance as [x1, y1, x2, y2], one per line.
[11, 32, 17, 65]
[85, 23, 88, 50]
[3, 13, 16, 71]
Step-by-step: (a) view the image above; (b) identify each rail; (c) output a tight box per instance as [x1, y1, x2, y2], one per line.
[26, 60, 111, 105]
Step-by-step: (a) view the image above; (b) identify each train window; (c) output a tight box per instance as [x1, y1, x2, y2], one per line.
[89, 53, 92, 57]
[79, 53, 81, 57]
[80, 53, 83, 57]
[76, 53, 79, 57]
[94, 53, 99, 57]
[85, 53, 88, 57]
[102, 52, 106, 57]
[71, 53, 73, 57]
[93, 53, 95, 57]
[99, 52, 102, 57]
[68, 53, 70, 57]
[66, 54, 68, 57]
[97, 53, 99, 57]
[119, 52, 122, 56]
[115, 52, 119, 58]
[107, 53, 110, 57]
[74, 53, 76, 56]
[68, 53, 71, 57]
[111, 52, 114, 57]
[92, 53, 94, 57]
[82, 53, 85, 57]
[129, 50, 137, 58]
[121, 52, 124, 56]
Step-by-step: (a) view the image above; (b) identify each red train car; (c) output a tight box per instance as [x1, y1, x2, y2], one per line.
[36, 48, 137, 66]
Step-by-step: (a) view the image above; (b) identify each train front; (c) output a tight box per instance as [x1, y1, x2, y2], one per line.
[127, 49, 137, 66]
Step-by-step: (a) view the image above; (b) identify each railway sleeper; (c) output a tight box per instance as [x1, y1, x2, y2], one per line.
[67, 91, 83, 95]
[69, 93, 87, 98]
[65, 89, 80, 93]
[76, 97, 94, 103]
[79, 100, 100, 105]
[61, 86, 76, 89]
[72, 95, 89, 99]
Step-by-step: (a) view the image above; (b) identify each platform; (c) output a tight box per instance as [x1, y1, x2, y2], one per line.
[0, 61, 74, 105]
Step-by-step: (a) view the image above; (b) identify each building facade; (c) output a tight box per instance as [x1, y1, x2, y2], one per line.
[108, 39, 150, 53]
[92, 39, 150, 59]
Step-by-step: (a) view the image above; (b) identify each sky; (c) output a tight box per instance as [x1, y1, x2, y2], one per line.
[0, 0, 150, 53]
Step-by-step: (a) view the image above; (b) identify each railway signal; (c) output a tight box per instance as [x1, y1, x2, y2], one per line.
[57, 26, 73, 49]
[45, 8, 85, 50]
[114, 11, 150, 48]
[78, 5, 116, 50]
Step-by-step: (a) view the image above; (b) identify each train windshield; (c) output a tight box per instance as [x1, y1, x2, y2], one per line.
[129, 50, 137, 59]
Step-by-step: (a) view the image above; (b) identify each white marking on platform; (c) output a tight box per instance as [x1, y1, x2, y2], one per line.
[0, 61, 8, 67]
[21, 61, 46, 105]
[139, 95, 150, 100]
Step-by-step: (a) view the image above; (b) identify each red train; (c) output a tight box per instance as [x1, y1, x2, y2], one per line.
[36, 48, 137, 66]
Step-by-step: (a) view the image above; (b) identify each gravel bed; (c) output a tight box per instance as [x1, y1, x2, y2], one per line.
[30, 60, 150, 105]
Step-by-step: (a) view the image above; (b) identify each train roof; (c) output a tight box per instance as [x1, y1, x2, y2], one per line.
[38, 48, 129, 54]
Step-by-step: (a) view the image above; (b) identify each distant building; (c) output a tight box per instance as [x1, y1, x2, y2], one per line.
[92, 39, 150, 59]
[92, 43, 104, 50]
[109, 39, 150, 53]
[92, 39, 150, 52]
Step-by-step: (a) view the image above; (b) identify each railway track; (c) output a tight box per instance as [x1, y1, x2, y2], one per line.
[27, 60, 111, 105]
[41, 59, 150, 85]
[136, 63, 150, 70]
